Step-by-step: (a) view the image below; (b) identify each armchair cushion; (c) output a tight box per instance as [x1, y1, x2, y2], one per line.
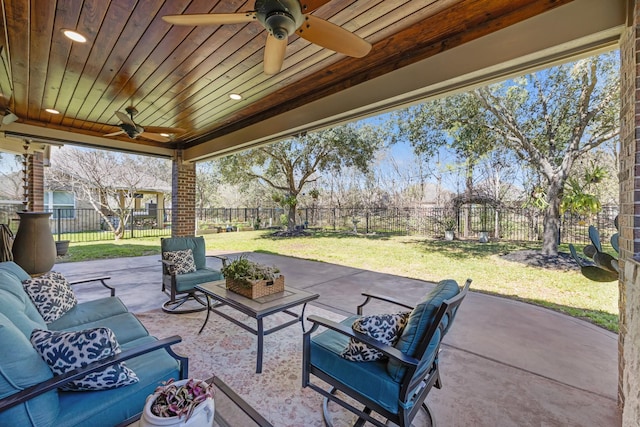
[23, 271, 77, 323]
[163, 249, 196, 275]
[30, 327, 139, 391]
[161, 236, 207, 270]
[342, 312, 410, 362]
[312, 315, 401, 414]
[387, 280, 460, 381]
[172, 268, 224, 293]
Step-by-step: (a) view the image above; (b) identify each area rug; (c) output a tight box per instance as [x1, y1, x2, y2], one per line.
[135, 304, 619, 427]
[136, 304, 373, 427]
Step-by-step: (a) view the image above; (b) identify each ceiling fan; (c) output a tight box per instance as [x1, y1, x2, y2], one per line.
[103, 106, 186, 143]
[162, 0, 372, 75]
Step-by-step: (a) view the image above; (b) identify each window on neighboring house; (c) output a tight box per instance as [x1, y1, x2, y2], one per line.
[45, 191, 75, 219]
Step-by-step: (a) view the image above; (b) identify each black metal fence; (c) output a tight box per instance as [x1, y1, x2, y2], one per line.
[289, 205, 619, 244]
[0, 204, 619, 245]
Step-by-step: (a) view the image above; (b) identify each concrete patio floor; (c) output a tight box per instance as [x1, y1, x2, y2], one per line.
[54, 251, 621, 426]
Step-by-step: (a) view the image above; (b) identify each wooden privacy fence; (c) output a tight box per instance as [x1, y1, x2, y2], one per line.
[0, 204, 619, 245]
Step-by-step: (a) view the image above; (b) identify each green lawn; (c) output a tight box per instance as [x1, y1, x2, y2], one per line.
[59, 230, 619, 332]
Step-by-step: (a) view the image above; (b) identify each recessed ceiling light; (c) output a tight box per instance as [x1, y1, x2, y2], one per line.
[229, 93, 242, 100]
[45, 108, 60, 114]
[62, 30, 87, 43]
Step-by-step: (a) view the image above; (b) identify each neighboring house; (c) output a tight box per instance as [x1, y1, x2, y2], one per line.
[45, 173, 171, 235]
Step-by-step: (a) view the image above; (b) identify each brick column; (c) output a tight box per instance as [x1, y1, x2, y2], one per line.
[619, 2, 640, 424]
[171, 150, 196, 237]
[28, 151, 45, 212]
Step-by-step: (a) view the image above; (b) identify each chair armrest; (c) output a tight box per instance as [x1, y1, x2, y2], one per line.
[0, 335, 187, 413]
[68, 276, 115, 297]
[206, 254, 228, 267]
[160, 259, 176, 276]
[357, 293, 415, 315]
[305, 315, 419, 367]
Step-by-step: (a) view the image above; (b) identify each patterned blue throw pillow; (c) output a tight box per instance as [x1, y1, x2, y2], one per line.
[30, 327, 139, 391]
[341, 312, 410, 362]
[163, 249, 197, 275]
[23, 271, 77, 323]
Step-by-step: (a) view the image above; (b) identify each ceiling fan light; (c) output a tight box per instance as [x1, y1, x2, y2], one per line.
[62, 30, 87, 43]
[229, 93, 243, 100]
[160, 133, 170, 137]
[265, 11, 296, 40]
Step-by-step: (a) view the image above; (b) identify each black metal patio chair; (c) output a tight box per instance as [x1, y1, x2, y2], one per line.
[161, 236, 227, 314]
[302, 278, 471, 427]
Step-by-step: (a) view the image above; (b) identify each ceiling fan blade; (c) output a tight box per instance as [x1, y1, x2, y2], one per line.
[296, 15, 372, 58]
[115, 111, 136, 126]
[139, 132, 171, 143]
[264, 34, 287, 75]
[103, 130, 126, 137]
[143, 126, 186, 134]
[162, 13, 256, 26]
[299, 0, 332, 13]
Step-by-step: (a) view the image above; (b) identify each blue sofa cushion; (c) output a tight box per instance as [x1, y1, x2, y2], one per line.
[47, 297, 128, 331]
[0, 313, 59, 427]
[54, 336, 181, 427]
[163, 249, 197, 275]
[0, 271, 47, 336]
[31, 327, 139, 391]
[23, 271, 78, 323]
[0, 261, 31, 281]
[387, 280, 460, 381]
[174, 268, 224, 293]
[311, 315, 401, 414]
[162, 236, 207, 270]
[52, 311, 151, 347]
[342, 312, 410, 362]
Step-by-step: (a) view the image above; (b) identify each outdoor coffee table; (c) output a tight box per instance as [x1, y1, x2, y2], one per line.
[195, 280, 319, 373]
[117, 375, 273, 427]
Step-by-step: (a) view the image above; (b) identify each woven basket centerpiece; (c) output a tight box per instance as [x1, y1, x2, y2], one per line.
[225, 275, 285, 299]
[221, 256, 284, 299]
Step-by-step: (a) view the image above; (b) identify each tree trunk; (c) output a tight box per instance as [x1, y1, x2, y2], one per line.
[287, 203, 297, 231]
[541, 178, 563, 256]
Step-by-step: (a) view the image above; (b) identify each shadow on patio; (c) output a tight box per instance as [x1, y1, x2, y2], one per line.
[54, 252, 621, 426]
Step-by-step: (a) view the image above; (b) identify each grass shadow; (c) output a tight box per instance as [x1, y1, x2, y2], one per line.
[258, 230, 393, 241]
[406, 238, 543, 260]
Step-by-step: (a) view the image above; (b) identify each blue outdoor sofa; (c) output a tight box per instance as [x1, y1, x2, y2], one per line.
[0, 261, 188, 427]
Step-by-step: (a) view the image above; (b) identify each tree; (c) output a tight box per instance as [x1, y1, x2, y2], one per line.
[47, 147, 168, 240]
[396, 51, 619, 255]
[475, 52, 619, 255]
[217, 124, 384, 230]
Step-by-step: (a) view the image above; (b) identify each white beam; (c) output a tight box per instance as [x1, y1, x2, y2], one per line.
[0, 123, 174, 158]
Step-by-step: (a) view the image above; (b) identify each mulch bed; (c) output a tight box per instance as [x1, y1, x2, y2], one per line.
[499, 250, 579, 271]
[269, 229, 311, 237]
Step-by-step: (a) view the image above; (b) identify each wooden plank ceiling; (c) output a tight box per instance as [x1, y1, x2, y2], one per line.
[0, 0, 572, 157]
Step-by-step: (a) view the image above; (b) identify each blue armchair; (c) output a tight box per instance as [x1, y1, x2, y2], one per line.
[161, 236, 227, 314]
[302, 278, 471, 427]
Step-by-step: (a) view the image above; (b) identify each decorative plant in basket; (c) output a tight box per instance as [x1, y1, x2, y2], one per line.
[141, 378, 215, 427]
[221, 255, 284, 299]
